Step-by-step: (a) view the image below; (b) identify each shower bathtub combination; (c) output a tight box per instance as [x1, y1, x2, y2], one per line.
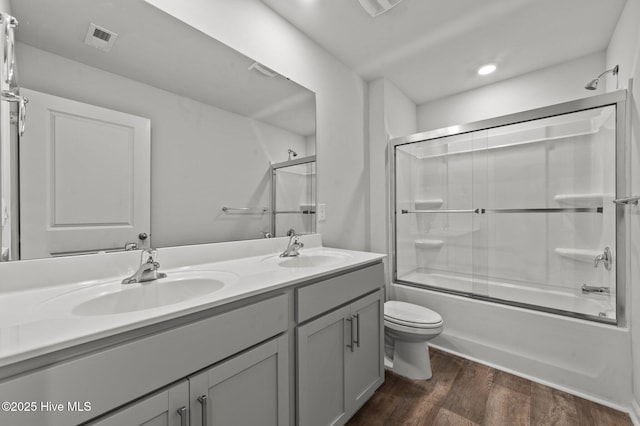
[390, 91, 628, 325]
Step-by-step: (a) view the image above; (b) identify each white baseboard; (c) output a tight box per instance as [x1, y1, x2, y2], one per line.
[630, 400, 640, 426]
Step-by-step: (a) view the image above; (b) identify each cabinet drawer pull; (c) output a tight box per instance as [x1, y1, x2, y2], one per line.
[346, 316, 355, 352]
[176, 406, 187, 426]
[198, 395, 208, 426]
[353, 313, 360, 348]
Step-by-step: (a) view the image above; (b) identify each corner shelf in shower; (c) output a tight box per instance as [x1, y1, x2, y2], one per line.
[414, 199, 443, 210]
[299, 203, 316, 213]
[411, 126, 599, 160]
[414, 239, 444, 249]
[554, 193, 604, 208]
[554, 248, 601, 263]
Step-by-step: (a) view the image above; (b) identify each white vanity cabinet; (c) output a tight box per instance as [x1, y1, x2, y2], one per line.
[0, 256, 386, 426]
[296, 264, 384, 426]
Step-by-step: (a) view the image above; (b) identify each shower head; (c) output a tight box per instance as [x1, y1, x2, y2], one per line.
[288, 149, 298, 160]
[585, 65, 619, 90]
[584, 79, 599, 90]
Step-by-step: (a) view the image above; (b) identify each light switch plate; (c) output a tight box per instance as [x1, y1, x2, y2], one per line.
[317, 203, 326, 222]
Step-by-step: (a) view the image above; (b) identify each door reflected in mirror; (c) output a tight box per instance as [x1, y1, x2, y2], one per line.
[2, 0, 316, 261]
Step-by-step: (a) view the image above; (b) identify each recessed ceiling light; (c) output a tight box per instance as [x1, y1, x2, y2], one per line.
[477, 64, 497, 76]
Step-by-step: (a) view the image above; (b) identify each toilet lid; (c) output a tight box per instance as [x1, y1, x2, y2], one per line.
[384, 301, 442, 327]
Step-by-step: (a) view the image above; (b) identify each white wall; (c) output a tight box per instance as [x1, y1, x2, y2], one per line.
[145, 0, 369, 250]
[417, 52, 606, 131]
[367, 78, 417, 250]
[368, 78, 416, 293]
[17, 43, 307, 246]
[606, 0, 640, 421]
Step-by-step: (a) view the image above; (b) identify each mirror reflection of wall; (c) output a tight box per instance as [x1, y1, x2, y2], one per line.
[2, 0, 316, 261]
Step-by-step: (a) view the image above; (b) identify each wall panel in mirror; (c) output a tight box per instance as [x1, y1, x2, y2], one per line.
[3, 0, 316, 260]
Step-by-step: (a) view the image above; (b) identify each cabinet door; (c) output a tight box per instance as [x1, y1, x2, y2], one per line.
[297, 306, 350, 426]
[88, 380, 188, 426]
[346, 289, 384, 415]
[189, 335, 289, 426]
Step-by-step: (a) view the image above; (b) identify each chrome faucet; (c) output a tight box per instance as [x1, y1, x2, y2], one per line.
[122, 249, 167, 284]
[594, 247, 612, 270]
[280, 229, 304, 257]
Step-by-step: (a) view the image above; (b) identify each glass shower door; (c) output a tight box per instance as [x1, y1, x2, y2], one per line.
[392, 92, 624, 324]
[271, 158, 316, 237]
[483, 106, 617, 320]
[394, 130, 488, 298]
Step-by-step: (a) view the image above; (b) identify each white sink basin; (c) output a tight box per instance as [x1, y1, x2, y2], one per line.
[73, 276, 224, 316]
[39, 270, 236, 316]
[264, 251, 351, 268]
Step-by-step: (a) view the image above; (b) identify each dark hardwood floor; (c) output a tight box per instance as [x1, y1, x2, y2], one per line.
[347, 348, 632, 426]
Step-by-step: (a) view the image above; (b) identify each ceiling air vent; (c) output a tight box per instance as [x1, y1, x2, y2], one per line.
[358, 0, 405, 17]
[84, 23, 118, 52]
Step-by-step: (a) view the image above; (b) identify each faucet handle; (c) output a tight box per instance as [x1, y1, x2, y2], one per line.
[141, 248, 158, 264]
[594, 247, 612, 270]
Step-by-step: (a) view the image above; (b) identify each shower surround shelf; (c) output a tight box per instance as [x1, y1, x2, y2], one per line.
[554, 248, 602, 263]
[299, 203, 316, 213]
[414, 199, 443, 210]
[554, 193, 605, 207]
[425, 228, 480, 238]
[414, 239, 444, 249]
[411, 126, 600, 160]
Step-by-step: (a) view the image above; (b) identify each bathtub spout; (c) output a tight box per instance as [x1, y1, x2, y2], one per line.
[581, 284, 610, 295]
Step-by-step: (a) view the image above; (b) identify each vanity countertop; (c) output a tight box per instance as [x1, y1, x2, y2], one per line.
[0, 236, 385, 371]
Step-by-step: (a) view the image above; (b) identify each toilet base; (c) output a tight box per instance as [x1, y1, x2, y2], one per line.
[387, 340, 432, 380]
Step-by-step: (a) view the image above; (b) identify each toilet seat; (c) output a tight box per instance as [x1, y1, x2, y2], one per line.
[384, 301, 443, 329]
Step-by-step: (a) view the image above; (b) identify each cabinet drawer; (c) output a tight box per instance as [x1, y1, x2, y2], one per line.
[296, 263, 383, 323]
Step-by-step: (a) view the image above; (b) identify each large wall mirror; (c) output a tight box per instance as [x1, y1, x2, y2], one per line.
[0, 0, 316, 261]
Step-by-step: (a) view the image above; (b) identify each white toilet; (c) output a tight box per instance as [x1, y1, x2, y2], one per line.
[384, 300, 444, 380]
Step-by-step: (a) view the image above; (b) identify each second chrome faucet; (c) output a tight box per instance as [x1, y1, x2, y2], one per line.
[280, 229, 304, 257]
[122, 249, 167, 284]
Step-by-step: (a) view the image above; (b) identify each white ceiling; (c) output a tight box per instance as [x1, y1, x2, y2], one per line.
[11, 0, 316, 136]
[260, 0, 628, 104]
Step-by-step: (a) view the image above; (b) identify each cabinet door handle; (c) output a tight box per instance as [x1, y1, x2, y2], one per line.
[176, 406, 187, 426]
[353, 313, 360, 348]
[346, 316, 354, 352]
[198, 395, 208, 426]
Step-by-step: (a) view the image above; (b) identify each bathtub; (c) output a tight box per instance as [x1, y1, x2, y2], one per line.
[398, 270, 616, 320]
[391, 278, 631, 410]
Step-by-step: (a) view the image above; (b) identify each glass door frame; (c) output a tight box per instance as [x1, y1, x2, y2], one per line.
[389, 90, 628, 326]
[270, 155, 317, 237]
